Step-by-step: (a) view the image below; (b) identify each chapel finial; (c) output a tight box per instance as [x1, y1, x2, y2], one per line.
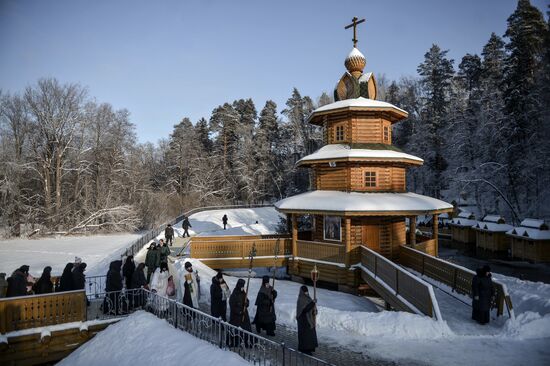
[344, 17, 365, 48]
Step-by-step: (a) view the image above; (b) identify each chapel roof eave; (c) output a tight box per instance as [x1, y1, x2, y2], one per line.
[274, 191, 453, 216]
[296, 156, 423, 167]
[307, 97, 409, 125]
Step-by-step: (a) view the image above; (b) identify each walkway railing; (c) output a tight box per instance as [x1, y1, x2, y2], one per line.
[0, 290, 87, 333]
[191, 237, 292, 260]
[355, 246, 442, 321]
[399, 245, 514, 319]
[85, 288, 332, 366]
[295, 240, 345, 265]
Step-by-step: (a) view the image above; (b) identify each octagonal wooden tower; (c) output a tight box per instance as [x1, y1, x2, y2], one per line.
[275, 44, 453, 289]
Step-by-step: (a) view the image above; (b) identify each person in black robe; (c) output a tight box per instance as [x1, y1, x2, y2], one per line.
[122, 255, 135, 289]
[130, 263, 148, 308]
[58, 263, 75, 292]
[104, 260, 123, 314]
[164, 224, 175, 246]
[72, 263, 87, 290]
[222, 214, 228, 230]
[253, 275, 277, 336]
[182, 217, 192, 238]
[33, 266, 53, 295]
[471, 267, 483, 322]
[228, 278, 252, 347]
[296, 285, 318, 355]
[6, 267, 27, 297]
[210, 271, 230, 320]
[477, 265, 495, 325]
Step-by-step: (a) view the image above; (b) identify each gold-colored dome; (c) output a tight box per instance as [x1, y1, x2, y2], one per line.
[345, 47, 366, 77]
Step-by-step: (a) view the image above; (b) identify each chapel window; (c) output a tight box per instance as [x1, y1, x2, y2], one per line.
[383, 126, 389, 142]
[335, 125, 345, 142]
[364, 171, 377, 187]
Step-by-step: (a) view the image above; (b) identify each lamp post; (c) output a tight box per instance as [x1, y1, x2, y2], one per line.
[310, 264, 319, 301]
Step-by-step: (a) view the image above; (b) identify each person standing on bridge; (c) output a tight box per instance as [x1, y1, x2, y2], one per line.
[222, 214, 228, 230]
[253, 275, 277, 336]
[164, 224, 174, 246]
[477, 265, 495, 325]
[210, 271, 231, 320]
[32, 266, 53, 295]
[229, 278, 252, 341]
[159, 239, 171, 265]
[123, 255, 135, 290]
[296, 285, 318, 355]
[145, 242, 160, 283]
[180, 261, 199, 308]
[182, 216, 192, 237]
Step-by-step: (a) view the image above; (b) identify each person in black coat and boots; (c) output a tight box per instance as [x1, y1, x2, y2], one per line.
[182, 217, 192, 238]
[122, 255, 135, 289]
[477, 265, 495, 324]
[165, 224, 175, 246]
[33, 266, 53, 295]
[222, 214, 228, 230]
[229, 278, 252, 347]
[130, 263, 148, 308]
[6, 267, 27, 297]
[296, 285, 318, 355]
[253, 275, 277, 336]
[210, 271, 231, 320]
[72, 263, 87, 290]
[471, 267, 483, 322]
[104, 260, 123, 314]
[58, 263, 75, 292]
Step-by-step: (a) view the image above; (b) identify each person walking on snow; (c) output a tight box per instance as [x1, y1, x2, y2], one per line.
[229, 278, 252, 347]
[104, 260, 123, 314]
[253, 275, 277, 336]
[150, 262, 170, 312]
[164, 224, 174, 246]
[159, 239, 171, 265]
[145, 242, 160, 283]
[6, 267, 28, 297]
[222, 214, 228, 230]
[180, 261, 199, 308]
[58, 263, 75, 292]
[33, 266, 53, 295]
[72, 262, 87, 290]
[123, 255, 135, 290]
[130, 263, 148, 308]
[210, 271, 231, 320]
[296, 285, 318, 355]
[182, 216, 192, 237]
[477, 265, 495, 325]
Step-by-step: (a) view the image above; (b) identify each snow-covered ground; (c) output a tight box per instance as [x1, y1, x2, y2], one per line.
[0, 233, 141, 277]
[58, 311, 249, 366]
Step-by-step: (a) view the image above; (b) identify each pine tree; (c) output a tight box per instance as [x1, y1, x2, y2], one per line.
[417, 44, 455, 198]
[194, 117, 212, 152]
[254, 100, 281, 200]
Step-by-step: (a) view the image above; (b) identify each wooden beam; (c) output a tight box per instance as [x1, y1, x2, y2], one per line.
[345, 217, 351, 267]
[409, 216, 416, 247]
[432, 214, 439, 257]
[292, 214, 298, 267]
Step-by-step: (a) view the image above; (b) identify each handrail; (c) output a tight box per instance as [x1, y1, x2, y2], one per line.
[399, 245, 514, 319]
[84, 288, 333, 366]
[356, 245, 442, 321]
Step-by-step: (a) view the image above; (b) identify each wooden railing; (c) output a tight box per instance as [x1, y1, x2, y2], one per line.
[191, 238, 292, 259]
[0, 290, 86, 333]
[399, 245, 514, 319]
[191, 234, 289, 242]
[357, 246, 441, 320]
[296, 240, 345, 264]
[411, 238, 437, 256]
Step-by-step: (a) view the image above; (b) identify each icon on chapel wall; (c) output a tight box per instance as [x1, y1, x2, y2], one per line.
[324, 216, 342, 241]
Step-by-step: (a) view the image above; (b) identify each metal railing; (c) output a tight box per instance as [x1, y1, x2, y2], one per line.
[85, 288, 333, 366]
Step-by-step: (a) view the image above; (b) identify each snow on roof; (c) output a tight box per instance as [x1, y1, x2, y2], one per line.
[506, 227, 550, 240]
[297, 144, 423, 165]
[311, 97, 408, 116]
[347, 47, 365, 59]
[275, 191, 453, 214]
[482, 215, 505, 224]
[458, 211, 475, 219]
[473, 221, 513, 233]
[450, 218, 478, 227]
[519, 218, 548, 230]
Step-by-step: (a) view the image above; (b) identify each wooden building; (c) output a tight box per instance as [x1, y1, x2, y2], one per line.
[450, 211, 477, 245]
[472, 215, 513, 254]
[274, 43, 453, 290]
[507, 219, 550, 262]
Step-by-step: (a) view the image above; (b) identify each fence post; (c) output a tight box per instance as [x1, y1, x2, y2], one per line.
[395, 268, 399, 295]
[374, 255, 378, 277]
[174, 302, 178, 328]
[421, 255, 425, 275]
[281, 342, 286, 366]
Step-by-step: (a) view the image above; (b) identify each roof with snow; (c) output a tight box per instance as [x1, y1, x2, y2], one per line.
[458, 211, 475, 219]
[308, 97, 408, 125]
[274, 191, 453, 216]
[473, 221, 513, 233]
[482, 215, 506, 224]
[346, 47, 365, 60]
[297, 144, 423, 166]
[506, 219, 550, 240]
[450, 218, 478, 227]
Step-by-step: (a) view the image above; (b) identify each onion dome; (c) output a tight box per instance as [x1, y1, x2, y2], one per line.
[345, 47, 366, 77]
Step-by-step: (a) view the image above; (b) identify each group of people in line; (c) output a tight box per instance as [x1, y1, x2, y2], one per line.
[2, 258, 87, 298]
[471, 264, 495, 325]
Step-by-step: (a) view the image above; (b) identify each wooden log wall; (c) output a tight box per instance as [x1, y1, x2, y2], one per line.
[0, 291, 86, 333]
[314, 164, 406, 192]
[451, 226, 476, 244]
[349, 217, 406, 261]
[475, 231, 510, 252]
[295, 240, 345, 263]
[510, 238, 550, 262]
[323, 114, 393, 145]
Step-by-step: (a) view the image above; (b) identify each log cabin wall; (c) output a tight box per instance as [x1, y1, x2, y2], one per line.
[314, 164, 406, 192]
[349, 217, 406, 261]
[315, 166, 349, 191]
[322, 113, 393, 145]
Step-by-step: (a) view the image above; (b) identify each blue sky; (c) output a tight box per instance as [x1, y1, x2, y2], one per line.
[0, 0, 547, 143]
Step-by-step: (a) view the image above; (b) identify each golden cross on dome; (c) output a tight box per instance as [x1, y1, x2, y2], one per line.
[345, 17, 365, 48]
